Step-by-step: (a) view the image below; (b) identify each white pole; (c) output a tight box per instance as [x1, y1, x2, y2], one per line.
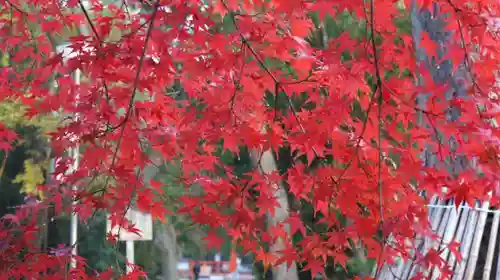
[69, 0, 88, 266]
[126, 240, 135, 273]
[70, 68, 81, 269]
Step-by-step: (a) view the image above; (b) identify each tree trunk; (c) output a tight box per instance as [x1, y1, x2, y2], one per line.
[251, 149, 299, 280]
[155, 223, 178, 280]
[407, 1, 471, 279]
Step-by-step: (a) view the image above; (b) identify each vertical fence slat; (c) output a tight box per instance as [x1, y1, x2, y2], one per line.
[431, 204, 462, 280]
[427, 203, 452, 279]
[447, 204, 470, 274]
[483, 211, 500, 280]
[418, 197, 446, 276]
[464, 200, 491, 280]
[400, 196, 440, 280]
[496, 211, 500, 280]
[453, 203, 479, 280]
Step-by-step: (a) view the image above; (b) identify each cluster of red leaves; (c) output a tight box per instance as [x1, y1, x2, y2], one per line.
[0, 123, 17, 151]
[0, 0, 498, 279]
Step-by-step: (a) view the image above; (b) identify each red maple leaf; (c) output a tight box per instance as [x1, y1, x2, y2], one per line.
[204, 231, 224, 251]
[255, 248, 278, 272]
[447, 241, 462, 263]
[277, 246, 299, 269]
[420, 31, 440, 58]
[0, 0, 497, 278]
[303, 259, 325, 278]
[290, 17, 313, 38]
[287, 213, 306, 236]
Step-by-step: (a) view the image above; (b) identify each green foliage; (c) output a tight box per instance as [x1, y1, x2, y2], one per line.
[0, 149, 26, 217]
[0, 125, 47, 216]
[0, 101, 57, 198]
[76, 213, 128, 274]
[0, 101, 58, 133]
[13, 159, 45, 196]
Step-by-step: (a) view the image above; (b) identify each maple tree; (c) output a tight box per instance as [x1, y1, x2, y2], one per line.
[0, 0, 498, 279]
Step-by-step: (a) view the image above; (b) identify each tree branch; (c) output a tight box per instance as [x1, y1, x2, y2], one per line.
[368, 0, 387, 277]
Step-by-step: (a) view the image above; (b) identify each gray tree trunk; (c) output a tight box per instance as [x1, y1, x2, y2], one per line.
[154, 223, 178, 280]
[377, 2, 472, 279]
[251, 149, 299, 280]
[407, 1, 469, 279]
[142, 162, 179, 280]
[411, 0, 469, 170]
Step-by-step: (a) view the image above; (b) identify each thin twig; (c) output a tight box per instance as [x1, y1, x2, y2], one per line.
[79, 0, 101, 41]
[445, 0, 489, 97]
[101, 0, 161, 192]
[368, 0, 387, 277]
[78, 0, 111, 101]
[4, 0, 27, 15]
[221, 0, 379, 201]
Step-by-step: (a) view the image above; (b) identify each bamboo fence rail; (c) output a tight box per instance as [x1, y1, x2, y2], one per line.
[376, 198, 500, 280]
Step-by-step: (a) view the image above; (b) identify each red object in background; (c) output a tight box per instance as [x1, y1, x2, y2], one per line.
[229, 249, 237, 273]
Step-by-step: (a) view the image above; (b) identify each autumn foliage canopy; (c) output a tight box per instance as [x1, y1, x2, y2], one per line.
[0, 0, 498, 279]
